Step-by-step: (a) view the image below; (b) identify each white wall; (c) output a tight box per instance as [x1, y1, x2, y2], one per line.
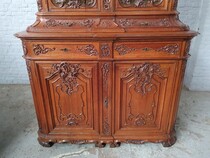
[0, 0, 209, 91]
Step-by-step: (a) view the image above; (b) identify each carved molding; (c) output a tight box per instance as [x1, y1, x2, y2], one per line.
[119, 0, 163, 7]
[115, 44, 180, 55]
[104, 0, 111, 10]
[77, 44, 98, 56]
[51, 0, 96, 8]
[100, 44, 111, 57]
[121, 63, 165, 127]
[33, 44, 55, 55]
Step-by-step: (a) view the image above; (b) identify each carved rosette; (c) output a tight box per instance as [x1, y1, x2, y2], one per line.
[33, 44, 55, 55]
[77, 44, 98, 56]
[119, 0, 163, 7]
[51, 0, 96, 8]
[121, 63, 165, 127]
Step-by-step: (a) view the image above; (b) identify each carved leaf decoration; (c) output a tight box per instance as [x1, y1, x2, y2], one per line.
[33, 44, 55, 55]
[119, 0, 163, 7]
[51, 0, 96, 8]
[122, 63, 165, 95]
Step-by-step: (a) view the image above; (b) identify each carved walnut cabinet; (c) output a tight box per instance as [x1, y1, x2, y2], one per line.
[15, 0, 197, 148]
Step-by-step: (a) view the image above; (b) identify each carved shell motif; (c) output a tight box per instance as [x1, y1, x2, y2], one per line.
[51, 0, 96, 8]
[119, 0, 163, 7]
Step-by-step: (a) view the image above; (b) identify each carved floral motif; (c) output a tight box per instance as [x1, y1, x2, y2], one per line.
[115, 45, 136, 55]
[117, 18, 171, 28]
[51, 0, 96, 8]
[33, 44, 55, 55]
[77, 44, 98, 56]
[119, 0, 163, 7]
[104, 0, 111, 10]
[100, 44, 111, 57]
[115, 44, 180, 55]
[157, 44, 179, 54]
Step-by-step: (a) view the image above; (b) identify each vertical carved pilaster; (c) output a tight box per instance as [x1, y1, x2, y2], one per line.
[26, 60, 32, 81]
[37, 0, 42, 11]
[101, 63, 111, 135]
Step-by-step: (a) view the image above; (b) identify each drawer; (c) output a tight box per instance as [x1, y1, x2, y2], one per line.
[114, 42, 183, 59]
[24, 42, 101, 59]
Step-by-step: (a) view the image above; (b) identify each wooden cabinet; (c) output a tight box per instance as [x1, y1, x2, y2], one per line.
[16, 0, 197, 148]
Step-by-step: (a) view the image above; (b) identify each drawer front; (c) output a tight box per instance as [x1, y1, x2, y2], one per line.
[25, 42, 101, 59]
[114, 42, 183, 59]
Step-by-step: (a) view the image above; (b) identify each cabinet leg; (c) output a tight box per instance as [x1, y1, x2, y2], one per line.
[110, 142, 121, 148]
[95, 142, 106, 148]
[38, 138, 54, 147]
[162, 129, 177, 147]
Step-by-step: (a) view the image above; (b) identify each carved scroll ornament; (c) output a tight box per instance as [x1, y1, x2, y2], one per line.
[51, 0, 96, 8]
[119, 0, 163, 7]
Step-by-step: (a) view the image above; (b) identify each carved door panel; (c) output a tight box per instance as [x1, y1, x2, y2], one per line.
[116, 0, 170, 11]
[36, 61, 99, 137]
[114, 61, 178, 140]
[48, 0, 100, 12]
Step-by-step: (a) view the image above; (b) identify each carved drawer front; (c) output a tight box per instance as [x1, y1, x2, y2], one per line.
[114, 42, 182, 59]
[114, 61, 178, 139]
[36, 61, 100, 137]
[116, 0, 169, 11]
[48, 0, 100, 12]
[26, 42, 100, 59]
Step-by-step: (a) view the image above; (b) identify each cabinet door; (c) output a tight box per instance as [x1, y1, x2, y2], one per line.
[36, 61, 99, 138]
[114, 61, 178, 140]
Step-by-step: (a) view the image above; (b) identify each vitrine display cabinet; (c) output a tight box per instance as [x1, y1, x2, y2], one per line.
[15, 0, 197, 148]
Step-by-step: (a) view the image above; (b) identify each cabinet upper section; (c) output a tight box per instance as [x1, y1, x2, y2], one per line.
[37, 0, 178, 13]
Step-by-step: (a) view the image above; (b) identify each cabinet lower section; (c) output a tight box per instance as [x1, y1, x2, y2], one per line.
[26, 59, 185, 148]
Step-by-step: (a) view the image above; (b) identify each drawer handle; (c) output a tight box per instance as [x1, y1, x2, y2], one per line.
[60, 48, 70, 52]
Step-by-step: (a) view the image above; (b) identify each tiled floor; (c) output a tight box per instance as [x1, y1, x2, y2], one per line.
[0, 85, 210, 158]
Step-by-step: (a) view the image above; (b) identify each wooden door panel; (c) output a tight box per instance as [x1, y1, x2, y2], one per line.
[36, 61, 99, 136]
[114, 61, 177, 138]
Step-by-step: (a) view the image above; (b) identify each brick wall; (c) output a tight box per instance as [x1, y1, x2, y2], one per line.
[0, 0, 209, 91]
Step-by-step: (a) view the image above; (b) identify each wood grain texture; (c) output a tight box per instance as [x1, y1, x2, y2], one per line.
[16, 0, 197, 148]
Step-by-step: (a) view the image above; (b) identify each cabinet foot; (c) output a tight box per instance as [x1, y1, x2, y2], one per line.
[110, 142, 121, 148]
[95, 142, 106, 148]
[162, 130, 177, 147]
[38, 138, 54, 147]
